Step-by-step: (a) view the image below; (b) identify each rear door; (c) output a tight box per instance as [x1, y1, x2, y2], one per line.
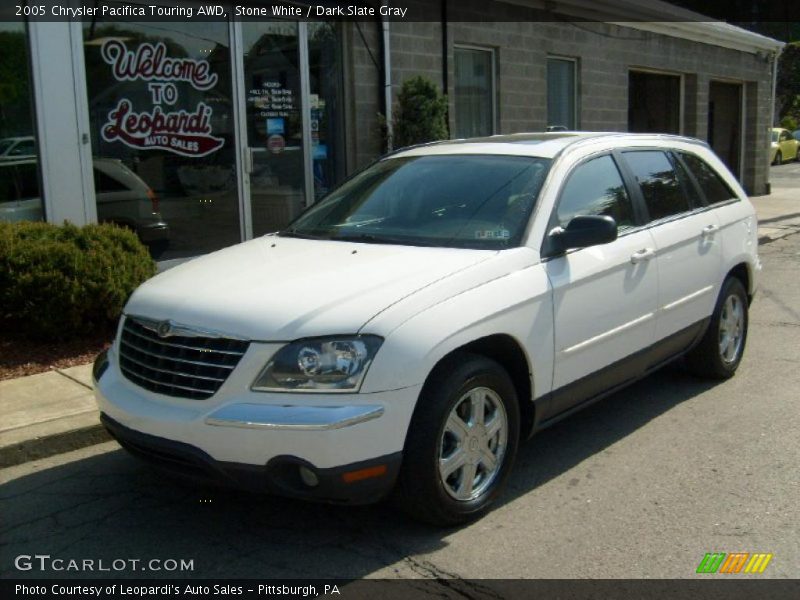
[619, 149, 722, 350]
[542, 153, 658, 418]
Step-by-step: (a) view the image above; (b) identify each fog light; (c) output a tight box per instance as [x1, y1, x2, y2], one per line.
[299, 466, 319, 487]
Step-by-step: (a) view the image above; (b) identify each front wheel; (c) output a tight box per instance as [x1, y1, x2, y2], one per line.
[773, 151, 783, 166]
[685, 277, 749, 379]
[395, 353, 520, 526]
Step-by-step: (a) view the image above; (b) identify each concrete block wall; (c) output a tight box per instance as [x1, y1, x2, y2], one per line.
[345, 1, 775, 194]
[344, 21, 384, 170]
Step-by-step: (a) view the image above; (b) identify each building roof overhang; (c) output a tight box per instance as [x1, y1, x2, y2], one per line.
[504, 0, 785, 55]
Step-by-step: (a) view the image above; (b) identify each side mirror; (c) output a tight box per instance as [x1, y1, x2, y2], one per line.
[549, 215, 618, 253]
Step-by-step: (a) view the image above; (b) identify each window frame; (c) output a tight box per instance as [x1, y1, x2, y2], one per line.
[453, 44, 497, 138]
[546, 55, 579, 131]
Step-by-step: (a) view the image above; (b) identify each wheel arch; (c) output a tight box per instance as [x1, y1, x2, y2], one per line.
[417, 334, 536, 440]
[726, 262, 753, 304]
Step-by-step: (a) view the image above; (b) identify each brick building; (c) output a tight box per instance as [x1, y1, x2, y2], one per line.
[1, 0, 783, 263]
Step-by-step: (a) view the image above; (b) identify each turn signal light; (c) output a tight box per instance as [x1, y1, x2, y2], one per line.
[342, 464, 387, 484]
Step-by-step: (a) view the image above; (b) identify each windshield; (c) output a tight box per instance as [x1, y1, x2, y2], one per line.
[281, 154, 551, 249]
[772, 130, 780, 142]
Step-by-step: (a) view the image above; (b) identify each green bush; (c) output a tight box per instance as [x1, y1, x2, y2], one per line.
[0, 221, 156, 340]
[391, 75, 449, 148]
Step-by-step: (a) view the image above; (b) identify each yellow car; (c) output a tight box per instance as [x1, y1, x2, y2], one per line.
[770, 128, 800, 165]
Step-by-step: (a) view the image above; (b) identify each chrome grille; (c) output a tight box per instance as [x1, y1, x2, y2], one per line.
[118, 317, 249, 400]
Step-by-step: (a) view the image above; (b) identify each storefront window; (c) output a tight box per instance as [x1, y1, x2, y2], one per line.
[83, 17, 240, 259]
[0, 22, 43, 223]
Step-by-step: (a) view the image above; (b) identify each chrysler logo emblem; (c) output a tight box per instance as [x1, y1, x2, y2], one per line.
[157, 320, 172, 338]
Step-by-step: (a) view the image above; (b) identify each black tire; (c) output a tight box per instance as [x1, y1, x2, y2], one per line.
[774, 151, 782, 166]
[685, 277, 749, 379]
[395, 352, 520, 526]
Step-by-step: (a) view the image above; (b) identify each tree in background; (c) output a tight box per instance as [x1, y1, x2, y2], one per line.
[391, 76, 449, 149]
[776, 42, 800, 127]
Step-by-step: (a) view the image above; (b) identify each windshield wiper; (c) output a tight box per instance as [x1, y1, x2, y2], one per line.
[277, 230, 328, 240]
[330, 233, 442, 247]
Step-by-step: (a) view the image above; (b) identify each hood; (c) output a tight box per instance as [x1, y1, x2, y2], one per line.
[125, 236, 495, 340]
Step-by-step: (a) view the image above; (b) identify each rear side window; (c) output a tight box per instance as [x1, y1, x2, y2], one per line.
[0, 163, 40, 201]
[623, 150, 690, 221]
[556, 154, 635, 231]
[679, 153, 736, 205]
[94, 169, 128, 193]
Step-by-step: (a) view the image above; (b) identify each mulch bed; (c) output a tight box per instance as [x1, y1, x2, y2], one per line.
[0, 333, 112, 381]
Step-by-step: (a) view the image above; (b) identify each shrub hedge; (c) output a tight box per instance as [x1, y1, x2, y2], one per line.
[392, 75, 449, 148]
[0, 221, 156, 340]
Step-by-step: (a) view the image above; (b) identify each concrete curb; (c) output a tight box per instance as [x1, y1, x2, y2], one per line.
[0, 423, 111, 469]
[0, 364, 110, 469]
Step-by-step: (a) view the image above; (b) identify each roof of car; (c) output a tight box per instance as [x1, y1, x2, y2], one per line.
[390, 132, 708, 160]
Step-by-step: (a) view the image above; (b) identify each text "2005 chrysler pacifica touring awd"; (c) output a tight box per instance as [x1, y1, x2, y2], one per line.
[94, 133, 759, 525]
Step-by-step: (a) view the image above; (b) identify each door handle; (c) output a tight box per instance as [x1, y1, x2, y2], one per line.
[701, 224, 719, 238]
[630, 248, 656, 264]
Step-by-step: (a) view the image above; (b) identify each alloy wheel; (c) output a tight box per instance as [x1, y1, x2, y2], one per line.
[438, 386, 508, 501]
[718, 294, 745, 364]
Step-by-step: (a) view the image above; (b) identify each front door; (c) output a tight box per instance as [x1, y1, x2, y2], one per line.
[708, 81, 743, 178]
[543, 153, 659, 419]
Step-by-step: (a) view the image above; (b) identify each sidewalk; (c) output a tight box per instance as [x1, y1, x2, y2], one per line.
[0, 364, 109, 467]
[750, 183, 800, 243]
[1, 187, 797, 468]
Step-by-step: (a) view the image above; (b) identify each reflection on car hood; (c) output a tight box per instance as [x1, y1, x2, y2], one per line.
[124, 236, 496, 340]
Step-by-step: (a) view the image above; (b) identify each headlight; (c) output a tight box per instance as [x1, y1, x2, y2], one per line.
[252, 335, 383, 392]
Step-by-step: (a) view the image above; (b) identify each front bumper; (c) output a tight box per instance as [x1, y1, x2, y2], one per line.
[93, 346, 420, 503]
[101, 413, 401, 504]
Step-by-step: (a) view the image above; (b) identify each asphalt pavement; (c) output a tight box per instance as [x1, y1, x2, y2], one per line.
[1, 171, 798, 581]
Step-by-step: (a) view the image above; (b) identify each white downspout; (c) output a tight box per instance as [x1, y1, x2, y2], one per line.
[768, 49, 780, 194]
[383, 14, 393, 151]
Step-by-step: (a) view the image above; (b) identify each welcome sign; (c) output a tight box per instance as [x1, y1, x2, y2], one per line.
[99, 40, 224, 157]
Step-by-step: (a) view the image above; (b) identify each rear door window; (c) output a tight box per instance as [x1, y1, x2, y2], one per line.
[94, 169, 128, 193]
[623, 150, 691, 221]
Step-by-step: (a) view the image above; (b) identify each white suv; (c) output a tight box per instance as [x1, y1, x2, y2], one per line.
[94, 133, 759, 525]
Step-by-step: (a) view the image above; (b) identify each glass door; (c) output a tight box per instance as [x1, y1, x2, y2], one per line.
[307, 22, 346, 201]
[240, 21, 308, 237]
